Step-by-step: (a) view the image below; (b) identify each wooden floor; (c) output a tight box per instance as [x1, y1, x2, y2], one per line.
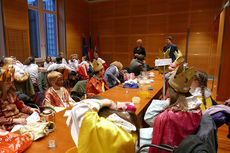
[217, 124, 230, 153]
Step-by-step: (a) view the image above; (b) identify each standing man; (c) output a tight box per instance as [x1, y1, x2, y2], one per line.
[163, 36, 178, 62]
[134, 39, 146, 59]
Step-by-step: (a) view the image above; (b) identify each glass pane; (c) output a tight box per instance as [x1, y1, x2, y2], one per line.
[44, 13, 57, 57]
[27, 0, 38, 7]
[28, 9, 41, 58]
[43, 0, 56, 12]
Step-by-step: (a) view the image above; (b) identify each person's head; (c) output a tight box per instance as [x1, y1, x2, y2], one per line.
[110, 61, 123, 71]
[46, 56, 52, 63]
[3, 57, 13, 66]
[94, 52, 99, 59]
[92, 60, 104, 77]
[191, 70, 208, 90]
[98, 106, 140, 145]
[70, 54, 78, 61]
[0, 66, 16, 99]
[82, 56, 87, 61]
[23, 56, 35, 65]
[136, 39, 142, 48]
[192, 70, 208, 107]
[59, 52, 65, 58]
[56, 57, 63, 64]
[47, 71, 63, 89]
[167, 65, 194, 111]
[166, 36, 173, 45]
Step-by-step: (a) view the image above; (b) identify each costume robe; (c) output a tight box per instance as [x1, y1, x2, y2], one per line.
[66, 99, 137, 153]
[0, 93, 33, 131]
[86, 75, 109, 97]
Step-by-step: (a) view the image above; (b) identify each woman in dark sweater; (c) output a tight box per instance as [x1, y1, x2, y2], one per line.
[133, 39, 146, 59]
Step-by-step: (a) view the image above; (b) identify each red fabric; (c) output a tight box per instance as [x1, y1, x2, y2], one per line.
[149, 110, 202, 153]
[15, 98, 24, 110]
[102, 63, 108, 72]
[95, 35, 100, 56]
[86, 76, 109, 98]
[77, 65, 88, 80]
[43, 87, 70, 107]
[0, 129, 32, 153]
[88, 37, 93, 61]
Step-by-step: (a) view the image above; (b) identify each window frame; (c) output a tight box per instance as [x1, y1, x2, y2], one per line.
[28, 0, 59, 59]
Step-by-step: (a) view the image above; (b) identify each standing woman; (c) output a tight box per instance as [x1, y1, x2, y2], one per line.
[44, 56, 53, 69]
[23, 56, 38, 84]
[134, 39, 146, 59]
[104, 61, 123, 88]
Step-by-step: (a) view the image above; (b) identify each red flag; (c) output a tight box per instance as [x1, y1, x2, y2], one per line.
[94, 34, 100, 57]
[88, 36, 93, 61]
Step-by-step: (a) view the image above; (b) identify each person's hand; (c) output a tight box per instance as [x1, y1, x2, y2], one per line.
[100, 99, 117, 110]
[143, 60, 146, 64]
[135, 54, 139, 57]
[116, 79, 121, 84]
[117, 103, 127, 111]
[32, 108, 40, 114]
[13, 118, 27, 125]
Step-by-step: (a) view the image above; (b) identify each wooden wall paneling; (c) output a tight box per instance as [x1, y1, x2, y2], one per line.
[190, 11, 213, 32]
[100, 36, 115, 53]
[168, 13, 189, 33]
[114, 0, 130, 17]
[217, 7, 230, 101]
[130, 0, 150, 16]
[170, 34, 187, 55]
[96, 19, 114, 35]
[130, 16, 148, 34]
[89, 0, 226, 75]
[114, 36, 129, 54]
[168, 0, 190, 13]
[98, 1, 114, 19]
[114, 18, 130, 35]
[149, 0, 169, 14]
[65, 0, 88, 60]
[7, 29, 29, 62]
[2, 0, 30, 62]
[148, 15, 168, 34]
[100, 53, 113, 66]
[188, 32, 212, 72]
[57, 0, 66, 53]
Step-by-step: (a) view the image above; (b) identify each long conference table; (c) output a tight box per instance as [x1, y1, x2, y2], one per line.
[25, 70, 163, 153]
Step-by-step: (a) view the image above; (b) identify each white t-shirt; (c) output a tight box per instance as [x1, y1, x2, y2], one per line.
[68, 60, 79, 71]
[24, 63, 38, 83]
[47, 63, 74, 71]
[44, 61, 53, 69]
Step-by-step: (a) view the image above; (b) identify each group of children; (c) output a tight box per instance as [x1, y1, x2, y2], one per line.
[0, 50, 230, 153]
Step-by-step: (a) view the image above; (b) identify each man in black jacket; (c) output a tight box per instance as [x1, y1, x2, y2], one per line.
[163, 36, 178, 62]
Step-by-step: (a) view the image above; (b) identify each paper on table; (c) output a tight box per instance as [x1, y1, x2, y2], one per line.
[26, 112, 40, 125]
[11, 125, 23, 133]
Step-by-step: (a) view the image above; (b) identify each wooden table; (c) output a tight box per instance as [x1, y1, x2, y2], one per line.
[25, 70, 163, 153]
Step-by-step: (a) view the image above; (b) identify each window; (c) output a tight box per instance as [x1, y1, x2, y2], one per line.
[28, 0, 58, 58]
